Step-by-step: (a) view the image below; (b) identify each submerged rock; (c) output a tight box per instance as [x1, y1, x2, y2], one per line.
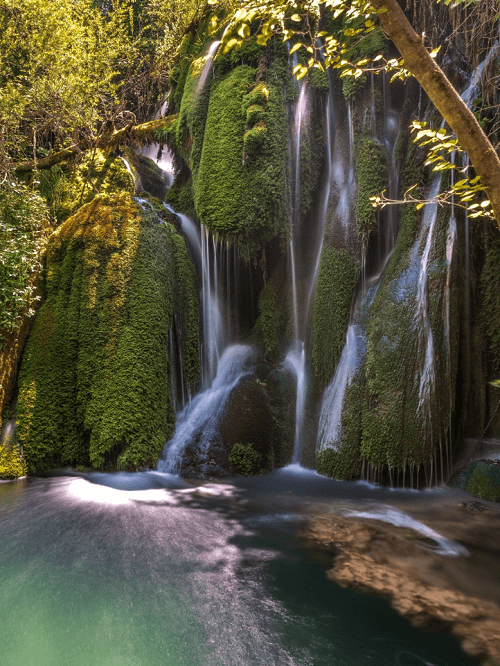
[302, 510, 500, 665]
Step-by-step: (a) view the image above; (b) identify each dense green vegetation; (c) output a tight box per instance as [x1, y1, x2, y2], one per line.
[16, 191, 198, 471]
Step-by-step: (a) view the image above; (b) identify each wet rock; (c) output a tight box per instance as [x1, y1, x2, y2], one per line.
[461, 501, 491, 512]
[219, 376, 274, 475]
[262, 367, 296, 468]
[128, 152, 170, 200]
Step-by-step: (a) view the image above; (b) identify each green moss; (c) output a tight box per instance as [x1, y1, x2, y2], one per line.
[174, 55, 212, 174]
[308, 68, 330, 91]
[245, 103, 265, 125]
[255, 284, 281, 359]
[263, 369, 295, 468]
[450, 460, 500, 501]
[312, 246, 359, 389]
[193, 60, 289, 259]
[355, 133, 387, 241]
[0, 425, 25, 478]
[481, 235, 500, 374]
[467, 464, 500, 502]
[16, 193, 199, 472]
[165, 177, 197, 220]
[229, 441, 262, 476]
[41, 150, 136, 224]
[317, 369, 364, 481]
[341, 27, 387, 99]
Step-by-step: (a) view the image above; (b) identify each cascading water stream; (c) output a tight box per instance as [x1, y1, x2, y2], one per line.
[157, 344, 254, 474]
[200, 225, 225, 387]
[416, 176, 441, 416]
[286, 76, 336, 464]
[120, 156, 140, 192]
[318, 78, 399, 456]
[444, 157, 457, 467]
[163, 203, 224, 388]
[285, 342, 307, 463]
[289, 83, 308, 341]
[317, 325, 360, 450]
[195, 41, 221, 96]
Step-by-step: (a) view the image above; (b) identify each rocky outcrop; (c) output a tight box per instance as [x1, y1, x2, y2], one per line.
[15, 192, 199, 472]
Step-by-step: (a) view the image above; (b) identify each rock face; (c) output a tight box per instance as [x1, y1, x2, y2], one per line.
[220, 376, 274, 474]
[449, 459, 500, 502]
[15, 193, 199, 472]
[302, 511, 500, 665]
[173, 375, 274, 478]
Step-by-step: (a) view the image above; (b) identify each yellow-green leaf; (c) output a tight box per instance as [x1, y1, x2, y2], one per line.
[237, 24, 250, 39]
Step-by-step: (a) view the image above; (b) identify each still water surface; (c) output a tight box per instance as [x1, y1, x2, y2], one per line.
[0, 468, 480, 666]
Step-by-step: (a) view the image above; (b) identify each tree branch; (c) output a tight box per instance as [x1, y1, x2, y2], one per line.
[13, 116, 178, 175]
[370, 0, 500, 225]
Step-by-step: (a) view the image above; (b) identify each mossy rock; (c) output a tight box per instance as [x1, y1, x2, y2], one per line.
[229, 442, 262, 476]
[312, 246, 359, 390]
[0, 422, 25, 478]
[355, 133, 387, 241]
[39, 150, 136, 225]
[263, 366, 296, 468]
[219, 376, 274, 474]
[192, 61, 289, 258]
[449, 460, 500, 502]
[16, 192, 199, 472]
[127, 152, 169, 201]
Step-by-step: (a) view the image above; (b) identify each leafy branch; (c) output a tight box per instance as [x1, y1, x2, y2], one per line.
[371, 120, 494, 219]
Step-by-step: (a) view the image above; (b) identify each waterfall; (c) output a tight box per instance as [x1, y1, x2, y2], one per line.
[120, 156, 140, 193]
[416, 177, 441, 417]
[157, 344, 254, 474]
[284, 342, 307, 463]
[317, 325, 360, 450]
[163, 203, 226, 387]
[318, 75, 399, 457]
[195, 41, 220, 96]
[164, 203, 202, 271]
[285, 74, 336, 464]
[138, 92, 175, 188]
[201, 225, 225, 387]
[289, 83, 308, 340]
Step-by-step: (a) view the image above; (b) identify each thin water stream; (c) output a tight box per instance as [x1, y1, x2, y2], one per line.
[0, 470, 489, 666]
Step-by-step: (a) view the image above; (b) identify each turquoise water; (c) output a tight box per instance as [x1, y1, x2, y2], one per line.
[0, 473, 480, 666]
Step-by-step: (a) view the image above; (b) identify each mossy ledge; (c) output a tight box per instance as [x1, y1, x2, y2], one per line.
[16, 192, 199, 473]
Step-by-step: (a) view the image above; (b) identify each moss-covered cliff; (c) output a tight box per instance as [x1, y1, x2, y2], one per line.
[15, 192, 199, 472]
[166, 30, 290, 260]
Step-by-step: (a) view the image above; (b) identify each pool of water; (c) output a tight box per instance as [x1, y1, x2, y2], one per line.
[0, 468, 482, 666]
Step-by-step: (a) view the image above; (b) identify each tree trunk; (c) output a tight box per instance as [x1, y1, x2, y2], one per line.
[14, 116, 178, 174]
[370, 0, 500, 226]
